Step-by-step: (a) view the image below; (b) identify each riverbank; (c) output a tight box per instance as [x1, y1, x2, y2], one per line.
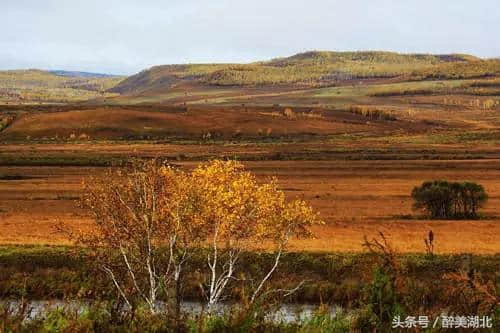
[1, 245, 498, 302]
[1, 246, 498, 331]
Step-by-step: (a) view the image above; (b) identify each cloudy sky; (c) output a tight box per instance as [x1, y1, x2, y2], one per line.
[1, 0, 499, 75]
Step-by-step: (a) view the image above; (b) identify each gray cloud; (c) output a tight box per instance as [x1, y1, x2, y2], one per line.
[1, 0, 498, 75]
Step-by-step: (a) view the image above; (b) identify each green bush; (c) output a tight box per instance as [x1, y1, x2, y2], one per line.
[363, 266, 405, 328]
[412, 180, 488, 219]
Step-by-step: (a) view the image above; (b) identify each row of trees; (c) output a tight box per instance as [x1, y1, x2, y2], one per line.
[77, 160, 321, 314]
[412, 180, 488, 219]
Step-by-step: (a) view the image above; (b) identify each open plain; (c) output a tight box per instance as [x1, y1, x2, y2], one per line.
[1, 157, 499, 253]
[1, 2, 500, 328]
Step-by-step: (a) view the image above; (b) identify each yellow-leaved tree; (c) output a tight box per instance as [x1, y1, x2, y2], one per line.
[192, 160, 322, 309]
[77, 159, 321, 314]
[78, 159, 205, 314]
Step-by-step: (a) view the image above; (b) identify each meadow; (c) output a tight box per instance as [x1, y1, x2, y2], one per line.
[0, 159, 499, 253]
[0, 51, 498, 331]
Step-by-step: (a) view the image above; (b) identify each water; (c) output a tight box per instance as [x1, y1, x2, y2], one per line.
[2, 300, 338, 323]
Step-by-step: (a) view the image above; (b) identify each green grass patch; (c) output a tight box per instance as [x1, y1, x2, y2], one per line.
[1, 245, 498, 305]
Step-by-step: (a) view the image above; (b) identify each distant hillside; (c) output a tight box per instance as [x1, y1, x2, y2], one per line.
[110, 51, 498, 95]
[264, 51, 478, 66]
[49, 70, 120, 78]
[0, 69, 124, 103]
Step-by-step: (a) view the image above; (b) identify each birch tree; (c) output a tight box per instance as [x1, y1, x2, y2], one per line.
[78, 160, 204, 314]
[192, 160, 321, 310]
[78, 159, 321, 315]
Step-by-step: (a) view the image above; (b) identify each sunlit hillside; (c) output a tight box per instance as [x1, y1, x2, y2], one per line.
[0, 70, 124, 104]
[111, 51, 499, 95]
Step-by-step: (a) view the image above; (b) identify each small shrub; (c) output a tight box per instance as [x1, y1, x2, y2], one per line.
[351, 305, 379, 331]
[362, 233, 406, 329]
[443, 269, 499, 315]
[0, 115, 15, 131]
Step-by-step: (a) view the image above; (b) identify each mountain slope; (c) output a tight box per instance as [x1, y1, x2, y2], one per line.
[110, 51, 494, 95]
[0, 69, 124, 103]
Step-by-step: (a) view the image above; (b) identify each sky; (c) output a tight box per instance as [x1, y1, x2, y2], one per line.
[1, 0, 499, 75]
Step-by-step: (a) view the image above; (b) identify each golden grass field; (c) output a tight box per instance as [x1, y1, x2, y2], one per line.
[0, 159, 498, 253]
[1, 68, 499, 256]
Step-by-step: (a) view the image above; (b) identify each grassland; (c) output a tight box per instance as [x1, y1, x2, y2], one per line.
[1, 79, 499, 142]
[0, 105, 436, 141]
[0, 52, 499, 330]
[1, 245, 498, 303]
[0, 160, 499, 253]
[0, 52, 499, 254]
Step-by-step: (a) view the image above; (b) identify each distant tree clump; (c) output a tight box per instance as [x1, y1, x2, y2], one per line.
[411, 180, 488, 219]
[348, 105, 397, 121]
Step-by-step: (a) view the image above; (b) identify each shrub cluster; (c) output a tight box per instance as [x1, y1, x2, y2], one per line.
[347, 106, 397, 121]
[412, 180, 487, 219]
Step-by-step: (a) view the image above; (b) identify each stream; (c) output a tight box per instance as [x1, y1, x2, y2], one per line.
[2, 300, 340, 323]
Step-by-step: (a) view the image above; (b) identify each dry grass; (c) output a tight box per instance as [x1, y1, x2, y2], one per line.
[0, 160, 499, 253]
[1, 106, 379, 140]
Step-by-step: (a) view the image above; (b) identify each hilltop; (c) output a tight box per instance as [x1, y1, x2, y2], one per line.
[1, 51, 498, 103]
[110, 51, 498, 95]
[49, 70, 121, 78]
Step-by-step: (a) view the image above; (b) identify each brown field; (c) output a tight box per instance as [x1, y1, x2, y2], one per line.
[1, 159, 498, 253]
[0, 104, 436, 141]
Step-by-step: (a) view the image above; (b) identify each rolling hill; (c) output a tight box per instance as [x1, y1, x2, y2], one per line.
[0, 70, 124, 104]
[109, 51, 498, 95]
[1, 50, 498, 143]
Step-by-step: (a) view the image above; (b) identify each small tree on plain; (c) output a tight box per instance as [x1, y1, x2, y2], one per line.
[412, 180, 487, 219]
[78, 159, 205, 314]
[77, 159, 321, 314]
[191, 160, 321, 310]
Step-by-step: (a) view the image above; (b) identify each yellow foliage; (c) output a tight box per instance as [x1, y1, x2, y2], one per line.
[81, 159, 321, 251]
[191, 160, 321, 248]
